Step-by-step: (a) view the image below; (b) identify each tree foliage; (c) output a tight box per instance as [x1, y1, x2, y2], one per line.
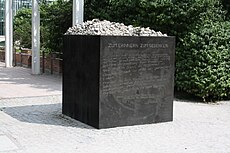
[222, 0, 230, 18]
[40, 0, 72, 53]
[13, 8, 32, 48]
[176, 21, 230, 101]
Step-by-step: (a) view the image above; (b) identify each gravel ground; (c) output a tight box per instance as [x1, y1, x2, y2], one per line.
[0, 95, 230, 153]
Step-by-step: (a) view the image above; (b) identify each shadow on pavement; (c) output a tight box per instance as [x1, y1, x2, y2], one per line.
[174, 90, 204, 103]
[2, 103, 94, 129]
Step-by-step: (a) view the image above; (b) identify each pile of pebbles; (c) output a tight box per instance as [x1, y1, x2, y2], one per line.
[65, 19, 167, 36]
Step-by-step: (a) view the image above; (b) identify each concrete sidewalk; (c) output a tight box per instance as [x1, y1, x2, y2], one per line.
[0, 62, 61, 99]
[0, 62, 230, 153]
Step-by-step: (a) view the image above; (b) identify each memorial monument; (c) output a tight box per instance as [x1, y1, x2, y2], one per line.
[63, 20, 175, 129]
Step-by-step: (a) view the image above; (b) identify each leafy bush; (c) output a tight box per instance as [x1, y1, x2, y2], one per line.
[84, 0, 111, 20]
[40, 0, 72, 53]
[222, 0, 230, 18]
[13, 8, 32, 48]
[176, 21, 230, 101]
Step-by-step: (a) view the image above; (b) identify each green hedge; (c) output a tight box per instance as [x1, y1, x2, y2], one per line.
[176, 21, 230, 101]
[40, 0, 72, 53]
[13, 9, 32, 48]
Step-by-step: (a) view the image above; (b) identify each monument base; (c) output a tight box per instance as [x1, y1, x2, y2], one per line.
[63, 35, 175, 129]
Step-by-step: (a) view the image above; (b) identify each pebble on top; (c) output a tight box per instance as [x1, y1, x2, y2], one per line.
[65, 19, 167, 36]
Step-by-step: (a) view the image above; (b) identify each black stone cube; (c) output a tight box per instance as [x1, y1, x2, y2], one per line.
[63, 35, 175, 129]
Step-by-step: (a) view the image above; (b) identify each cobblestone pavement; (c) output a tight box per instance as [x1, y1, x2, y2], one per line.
[0, 62, 230, 153]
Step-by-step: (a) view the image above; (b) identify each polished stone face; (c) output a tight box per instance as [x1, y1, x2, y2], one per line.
[63, 35, 175, 129]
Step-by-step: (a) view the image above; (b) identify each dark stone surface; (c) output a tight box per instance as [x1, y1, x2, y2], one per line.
[63, 35, 100, 128]
[63, 35, 175, 129]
